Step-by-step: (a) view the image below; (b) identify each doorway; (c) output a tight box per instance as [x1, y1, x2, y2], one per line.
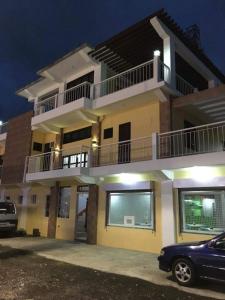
[75, 191, 88, 241]
[118, 122, 131, 164]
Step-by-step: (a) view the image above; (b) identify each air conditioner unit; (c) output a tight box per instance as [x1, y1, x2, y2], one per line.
[124, 216, 135, 226]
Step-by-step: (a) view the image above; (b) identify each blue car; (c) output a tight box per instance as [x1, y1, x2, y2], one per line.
[158, 232, 225, 286]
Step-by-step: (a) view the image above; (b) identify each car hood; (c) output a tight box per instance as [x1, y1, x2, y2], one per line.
[164, 240, 209, 250]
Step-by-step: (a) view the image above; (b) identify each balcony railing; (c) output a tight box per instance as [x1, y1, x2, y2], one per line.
[0, 122, 8, 134]
[26, 146, 89, 174]
[34, 82, 91, 116]
[25, 121, 225, 177]
[93, 59, 154, 98]
[91, 136, 152, 167]
[158, 121, 225, 159]
[176, 74, 196, 95]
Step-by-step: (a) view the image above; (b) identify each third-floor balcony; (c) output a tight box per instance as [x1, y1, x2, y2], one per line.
[25, 120, 225, 181]
[32, 58, 196, 131]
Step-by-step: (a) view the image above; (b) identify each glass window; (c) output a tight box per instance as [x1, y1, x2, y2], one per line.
[107, 191, 153, 229]
[0, 202, 15, 214]
[181, 190, 225, 234]
[58, 187, 71, 218]
[63, 152, 88, 168]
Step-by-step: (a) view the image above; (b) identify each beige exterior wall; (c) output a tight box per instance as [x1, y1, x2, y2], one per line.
[97, 182, 162, 254]
[101, 99, 161, 145]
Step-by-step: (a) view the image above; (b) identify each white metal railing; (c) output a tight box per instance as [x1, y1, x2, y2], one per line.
[26, 146, 89, 174]
[34, 82, 91, 116]
[158, 121, 225, 158]
[0, 122, 8, 134]
[93, 59, 154, 98]
[91, 136, 152, 167]
[176, 74, 195, 95]
[62, 81, 91, 105]
[35, 95, 58, 115]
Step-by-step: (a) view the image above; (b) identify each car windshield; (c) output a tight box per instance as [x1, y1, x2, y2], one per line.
[0, 203, 15, 214]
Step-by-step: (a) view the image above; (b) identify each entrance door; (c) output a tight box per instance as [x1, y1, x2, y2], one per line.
[118, 122, 131, 164]
[75, 192, 88, 241]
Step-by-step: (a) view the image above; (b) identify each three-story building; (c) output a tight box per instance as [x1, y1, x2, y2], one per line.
[1, 9, 225, 253]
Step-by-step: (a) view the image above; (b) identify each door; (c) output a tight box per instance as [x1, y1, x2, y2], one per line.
[75, 192, 88, 241]
[118, 122, 131, 164]
[197, 238, 225, 280]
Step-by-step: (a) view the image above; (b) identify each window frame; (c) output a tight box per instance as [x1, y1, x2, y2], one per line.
[106, 190, 154, 230]
[179, 188, 225, 235]
[104, 127, 113, 139]
[63, 152, 88, 168]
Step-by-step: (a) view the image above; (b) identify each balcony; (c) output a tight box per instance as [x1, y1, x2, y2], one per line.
[25, 146, 90, 182]
[32, 82, 94, 131]
[25, 121, 225, 180]
[0, 122, 7, 142]
[32, 58, 195, 129]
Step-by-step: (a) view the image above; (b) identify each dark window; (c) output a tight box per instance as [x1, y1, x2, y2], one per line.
[0, 202, 15, 214]
[66, 72, 94, 90]
[104, 128, 113, 139]
[63, 126, 92, 144]
[33, 142, 42, 152]
[45, 195, 50, 217]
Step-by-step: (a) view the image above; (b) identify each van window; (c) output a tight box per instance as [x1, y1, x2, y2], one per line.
[0, 203, 15, 214]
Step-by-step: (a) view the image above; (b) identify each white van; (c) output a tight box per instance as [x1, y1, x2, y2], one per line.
[0, 202, 18, 234]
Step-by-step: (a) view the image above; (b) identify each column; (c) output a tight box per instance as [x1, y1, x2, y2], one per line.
[18, 186, 30, 231]
[87, 184, 99, 244]
[47, 182, 60, 238]
[161, 181, 176, 247]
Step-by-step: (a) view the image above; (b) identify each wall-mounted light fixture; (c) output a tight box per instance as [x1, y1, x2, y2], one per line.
[92, 140, 98, 148]
[153, 50, 161, 57]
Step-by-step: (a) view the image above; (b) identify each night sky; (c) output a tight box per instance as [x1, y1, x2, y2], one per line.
[1, 0, 225, 122]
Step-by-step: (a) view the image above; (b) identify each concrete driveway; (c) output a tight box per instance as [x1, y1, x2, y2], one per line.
[0, 237, 225, 300]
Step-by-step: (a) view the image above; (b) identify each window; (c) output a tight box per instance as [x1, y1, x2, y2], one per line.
[45, 195, 50, 217]
[33, 142, 42, 152]
[107, 191, 153, 229]
[31, 195, 37, 205]
[180, 190, 225, 234]
[58, 187, 71, 218]
[63, 126, 92, 144]
[104, 128, 113, 139]
[63, 153, 88, 168]
[18, 195, 23, 204]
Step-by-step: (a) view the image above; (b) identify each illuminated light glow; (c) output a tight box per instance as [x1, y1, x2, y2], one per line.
[0, 121, 2, 126]
[190, 166, 215, 182]
[153, 50, 161, 57]
[118, 173, 142, 185]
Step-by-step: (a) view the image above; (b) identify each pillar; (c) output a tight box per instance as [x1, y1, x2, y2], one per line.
[161, 181, 176, 247]
[87, 184, 99, 244]
[47, 182, 60, 238]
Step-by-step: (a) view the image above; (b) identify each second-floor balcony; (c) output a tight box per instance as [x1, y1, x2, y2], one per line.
[25, 145, 90, 182]
[25, 120, 225, 181]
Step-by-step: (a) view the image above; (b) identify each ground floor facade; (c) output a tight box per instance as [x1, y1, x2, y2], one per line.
[1, 166, 225, 254]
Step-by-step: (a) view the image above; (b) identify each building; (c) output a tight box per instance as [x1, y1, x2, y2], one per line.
[1, 9, 225, 253]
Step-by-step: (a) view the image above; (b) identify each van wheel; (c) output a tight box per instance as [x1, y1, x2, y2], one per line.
[172, 258, 196, 287]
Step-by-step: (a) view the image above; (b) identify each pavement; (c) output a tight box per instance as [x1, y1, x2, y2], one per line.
[0, 237, 225, 300]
